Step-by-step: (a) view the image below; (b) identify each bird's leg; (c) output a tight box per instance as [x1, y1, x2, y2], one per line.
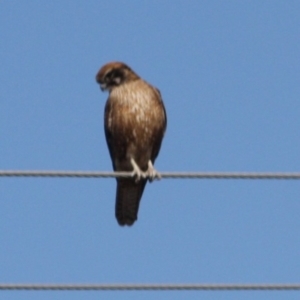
[145, 160, 161, 182]
[130, 158, 144, 182]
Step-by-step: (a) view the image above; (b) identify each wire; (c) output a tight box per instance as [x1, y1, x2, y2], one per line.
[0, 283, 300, 291]
[0, 170, 300, 179]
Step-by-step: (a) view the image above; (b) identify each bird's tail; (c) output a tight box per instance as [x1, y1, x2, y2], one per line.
[115, 178, 147, 226]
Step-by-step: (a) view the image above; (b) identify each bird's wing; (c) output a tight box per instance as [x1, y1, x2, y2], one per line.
[104, 99, 116, 170]
[151, 88, 167, 162]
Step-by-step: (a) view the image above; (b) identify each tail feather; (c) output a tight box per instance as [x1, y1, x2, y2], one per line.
[115, 178, 147, 226]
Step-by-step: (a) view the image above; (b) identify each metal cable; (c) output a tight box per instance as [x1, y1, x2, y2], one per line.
[0, 283, 300, 291]
[0, 170, 300, 179]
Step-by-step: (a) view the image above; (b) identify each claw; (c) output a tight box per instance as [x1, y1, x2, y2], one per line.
[130, 158, 161, 182]
[130, 158, 144, 182]
[145, 160, 161, 182]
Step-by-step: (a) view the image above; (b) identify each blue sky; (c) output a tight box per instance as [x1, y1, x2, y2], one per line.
[0, 1, 300, 299]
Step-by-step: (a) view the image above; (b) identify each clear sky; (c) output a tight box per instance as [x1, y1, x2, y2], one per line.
[0, 1, 300, 299]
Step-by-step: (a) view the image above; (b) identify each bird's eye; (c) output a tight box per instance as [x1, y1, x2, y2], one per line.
[105, 70, 114, 79]
[105, 69, 124, 86]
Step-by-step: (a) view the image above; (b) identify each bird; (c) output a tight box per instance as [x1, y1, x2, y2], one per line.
[96, 62, 167, 226]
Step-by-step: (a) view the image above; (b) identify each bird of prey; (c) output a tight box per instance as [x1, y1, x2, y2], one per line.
[96, 62, 167, 226]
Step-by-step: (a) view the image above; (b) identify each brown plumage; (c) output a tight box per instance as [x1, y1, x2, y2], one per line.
[96, 62, 167, 226]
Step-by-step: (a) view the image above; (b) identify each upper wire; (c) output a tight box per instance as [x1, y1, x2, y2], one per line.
[0, 283, 300, 291]
[0, 170, 300, 179]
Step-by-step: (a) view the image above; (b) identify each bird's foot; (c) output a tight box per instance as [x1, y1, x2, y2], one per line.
[130, 158, 144, 183]
[145, 160, 161, 182]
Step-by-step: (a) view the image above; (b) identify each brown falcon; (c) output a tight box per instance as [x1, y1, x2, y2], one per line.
[96, 62, 167, 226]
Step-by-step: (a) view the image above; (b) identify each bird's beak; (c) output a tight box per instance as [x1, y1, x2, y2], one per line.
[100, 83, 107, 91]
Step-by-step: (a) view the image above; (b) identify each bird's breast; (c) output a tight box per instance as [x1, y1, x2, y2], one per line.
[108, 82, 164, 135]
[104, 80, 166, 171]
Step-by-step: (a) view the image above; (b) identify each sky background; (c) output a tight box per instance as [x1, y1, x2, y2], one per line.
[0, 1, 300, 299]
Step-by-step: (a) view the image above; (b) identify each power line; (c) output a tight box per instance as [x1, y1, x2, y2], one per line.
[0, 283, 300, 291]
[0, 170, 300, 179]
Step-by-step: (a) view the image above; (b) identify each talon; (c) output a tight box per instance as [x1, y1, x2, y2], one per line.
[130, 158, 143, 182]
[146, 160, 161, 182]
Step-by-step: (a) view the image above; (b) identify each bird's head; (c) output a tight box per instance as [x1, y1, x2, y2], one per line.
[96, 62, 139, 92]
